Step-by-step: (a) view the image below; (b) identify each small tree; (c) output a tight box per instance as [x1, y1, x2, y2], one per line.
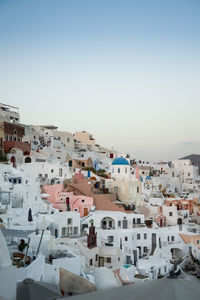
[0, 150, 7, 162]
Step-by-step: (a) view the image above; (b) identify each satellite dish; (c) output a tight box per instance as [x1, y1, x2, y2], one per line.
[90, 206, 96, 211]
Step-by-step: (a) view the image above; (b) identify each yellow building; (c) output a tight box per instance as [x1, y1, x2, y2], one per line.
[108, 179, 142, 207]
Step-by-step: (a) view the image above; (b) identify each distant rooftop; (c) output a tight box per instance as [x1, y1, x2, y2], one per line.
[38, 125, 58, 130]
[0, 103, 19, 110]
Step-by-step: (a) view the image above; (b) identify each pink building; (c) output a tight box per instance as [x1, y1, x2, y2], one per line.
[42, 183, 93, 217]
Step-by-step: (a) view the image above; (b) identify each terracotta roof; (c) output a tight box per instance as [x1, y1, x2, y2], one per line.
[67, 180, 124, 212]
[68, 183, 93, 196]
[93, 194, 125, 212]
[179, 233, 200, 247]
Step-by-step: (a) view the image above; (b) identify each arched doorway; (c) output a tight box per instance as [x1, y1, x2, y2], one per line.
[101, 217, 115, 230]
[177, 218, 182, 231]
[25, 156, 31, 163]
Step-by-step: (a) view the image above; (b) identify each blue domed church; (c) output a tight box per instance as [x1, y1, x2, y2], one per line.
[111, 157, 130, 180]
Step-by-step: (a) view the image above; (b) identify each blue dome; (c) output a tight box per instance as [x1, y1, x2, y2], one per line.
[145, 176, 152, 180]
[112, 157, 129, 166]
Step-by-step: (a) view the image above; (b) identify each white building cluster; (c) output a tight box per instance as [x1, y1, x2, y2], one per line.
[1, 103, 200, 299]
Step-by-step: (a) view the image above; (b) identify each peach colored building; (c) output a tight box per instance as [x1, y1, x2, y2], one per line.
[165, 198, 194, 214]
[43, 183, 93, 217]
[74, 131, 95, 147]
[70, 157, 93, 169]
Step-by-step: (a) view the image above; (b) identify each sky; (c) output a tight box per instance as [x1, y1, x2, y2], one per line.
[0, 0, 200, 162]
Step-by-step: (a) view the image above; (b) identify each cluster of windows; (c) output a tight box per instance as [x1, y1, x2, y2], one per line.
[167, 236, 175, 242]
[5, 134, 21, 142]
[136, 233, 147, 240]
[8, 178, 22, 184]
[113, 167, 128, 174]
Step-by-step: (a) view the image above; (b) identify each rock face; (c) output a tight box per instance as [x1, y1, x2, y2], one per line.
[59, 268, 95, 297]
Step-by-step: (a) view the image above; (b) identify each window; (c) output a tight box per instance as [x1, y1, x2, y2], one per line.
[67, 218, 72, 225]
[133, 218, 136, 224]
[164, 266, 167, 272]
[81, 199, 85, 203]
[143, 246, 147, 253]
[118, 220, 121, 227]
[62, 227, 67, 236]
[112, 168, 114, 173]
[74, 208, 78, 211]
[95, 254, 98, 261]
[137, 187, 140, 193]
[67, 138, 70, 142]
[107, 257, 111, 263]
[89, 259, 93, 266]
[59, 168, 63, 177]
[108, 220, 112, 227]
[125, 167, 127, 173]
[137, 234, 140, 240]
[197, 240, 200, 245]
[125, 237, 128, 241]
[169, 212, 173, 216]
[74, 227, 78, 235]
[45, 174, 48, 178]
[108, 236, 114, 243]
[171, 236, 175, 242]
[118, 168, 120, 173]
[188, 173, 190, 177]
[51, 169, 54, 173]
[137, 218, 141, 224]
[167, 236, 169, 242]
[144, 233, 147, 239]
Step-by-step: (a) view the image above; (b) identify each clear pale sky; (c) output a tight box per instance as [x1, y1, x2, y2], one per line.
[0, 0, 200, 162]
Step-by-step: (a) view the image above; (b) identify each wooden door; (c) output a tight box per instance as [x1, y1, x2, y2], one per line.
[84, 207, 88, 217]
